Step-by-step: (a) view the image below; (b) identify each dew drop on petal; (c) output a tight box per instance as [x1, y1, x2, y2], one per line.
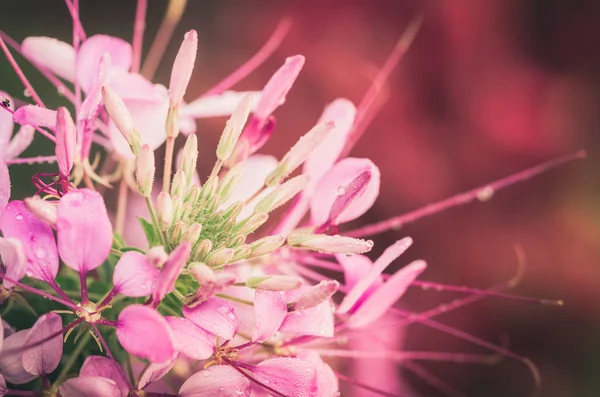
[15, 214, 23, 221]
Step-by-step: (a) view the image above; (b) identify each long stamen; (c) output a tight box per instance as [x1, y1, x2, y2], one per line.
[0, 36, 45, 107]
[71, 0, 82, 111]
[5, 156, 57, 165]
[346, 150, 586, 238]
[402, 361, 467, 397]
[333, 369, 407, 397]
[221, 357, 288, 397]
[2, 273, 79, 311]
[63, 0, 87, 40]
[131, 0, 148, 74]
[202, 18, 292, 97]
[0, 319, 83, 356]
[313, 348, 499, 364]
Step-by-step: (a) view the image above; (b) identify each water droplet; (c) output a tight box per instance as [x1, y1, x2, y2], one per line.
[227, 313, 235, 320]
[236, 390, 244, 396]
[202, 369, 211, 377]
[337, 186, 346, 195]
[23, 88, 32, 97]
[35, 247, 47, 259]
[15, 214, 23, 221]
[365, 240, 374, 248]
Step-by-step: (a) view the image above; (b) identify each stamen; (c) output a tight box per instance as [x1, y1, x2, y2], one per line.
[131, 0, 148, 73]
[221, 357, 288, 397]
[0, 36, 45, 107]
[313, 348, 499, 364]
[63, 0, 87, 40]
[402, 361, 467, 397]
[346, 150, 586, 237]
[3, 273, 79, 311]
[202, 18, 292, 97]
[5, 156, 57, 165]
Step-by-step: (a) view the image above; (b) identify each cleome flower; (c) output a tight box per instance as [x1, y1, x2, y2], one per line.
[0, 1, 585, 396]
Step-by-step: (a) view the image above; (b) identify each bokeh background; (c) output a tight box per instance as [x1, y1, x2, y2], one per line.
[1, 1, 599, 396]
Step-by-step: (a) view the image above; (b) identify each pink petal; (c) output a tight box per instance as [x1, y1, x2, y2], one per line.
[57, 189, 112, 273]
[116, 305, 175, 363]
[5, 126, 35, 160]
[252, 290, 287, 343]
[21, 37, 75, 81]
[180, 91, 261, 119]
[22, 312, 63, 376]
[80, 356, 129, 397]
[0, 162, 10, 214]
[179, 365, 250, 397]
[310, 158, 380, 227]
[13, 105, 57, 129]
[303, 98, 357, 184]
[338, 237, 413, 315]
[0, 237, 26, 289]
[253, 357, 318, 397]
[347, 260, 427, 329]
[113, 251, 159, 297]
[0, 201, 59, 282]
[279, 300, 335, 338]
[0, 91, 13, 150]
[77, 35, 132, 92]
[137, 355, 177, 390]
[0, 374, 7, 396]
[336, 253, 383, 310]
[0, 330, 36, 384]
[254, 55, 304, 120]
[182, 297, 238, 340]
[165, 317, 215, 360]
[326, 170, 371, 226]
[59, 376, 121, 397]
[151, 241, 191, 303]
[297, 351, 339, 397]
[55, 107, 76, 176]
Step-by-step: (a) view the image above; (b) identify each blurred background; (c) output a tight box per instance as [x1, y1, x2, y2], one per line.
[1, 1, 599, 396]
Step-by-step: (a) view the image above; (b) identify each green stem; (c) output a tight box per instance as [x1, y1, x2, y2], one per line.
[217, 293, 254, 306]
[145, 196, 168, 247]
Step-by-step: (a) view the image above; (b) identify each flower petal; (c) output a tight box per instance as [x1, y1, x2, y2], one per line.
[21, 37, 75, 81]
[55, 107, 76, 175]
[5, 126, 35, 160]
[254, 55, 304, 120]
[310, 158, 380, 227]
[181, 91, 262, 119]
[179, 365, 250, 397]
[80, 356, 129, 397]
[338, 237, 413, 315]
[0, 374, 7, 396]
[137, 355, 177, 390]
[151, 241, 191, 303]
[253, 357, 318, 397]
[13, 105, 57, 129]
[0, 91, 14, 150]
[59, 376, 121, 397]
[77, 35, 132, 92]
[0, 200, 59, 282]
[0, 163, 8, 213]
[252, 290, 287, 343]
[165, 317, 215, 360]
[116, 305, 175, 363]
[182, 297, 238, 340]
[0, 329, 37, 384]
[347, 260, 427, 329]
[57, 189, 112, 273]
[22, 312, 63, 376]
[113, 251, 159, 297]
[279, 300, 335, 338]
[297, 351, 339, 397]
[336, 253, 383, 310]
[0, 237, 26, 289]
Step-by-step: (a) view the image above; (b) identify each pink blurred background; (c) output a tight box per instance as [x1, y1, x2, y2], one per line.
[2, 1, 599, 395]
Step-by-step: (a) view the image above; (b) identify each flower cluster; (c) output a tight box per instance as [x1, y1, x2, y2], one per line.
[0, 2, 583, 397]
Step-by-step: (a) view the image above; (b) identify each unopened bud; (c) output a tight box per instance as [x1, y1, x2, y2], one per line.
[171, 195, 183, 223]
[181, 134, 198, 187]
[170, 221, 185, 244]
[288, 280, 339, 311]
[246, 275, 303, 291]
[182, 223, 202, 243]
[216, 94, 252, 161]
[55, 107, 76, 176]
[235, 212, 269, 235]
[249, 235, 285, 258]
[136, 144, 155, 196]
[265, 122, 332, 186]
[169, 30, 198, 107]
[194, 239, 213, 261]
[171, 170, 187, 198]
[254, 174, 309, 214]
[185, 184, 201, 204]
[217, 162, 244, 202]
[147, 246, 168, 268]
[24, 196, 57, 227]
[231, 245, 251, 262]
[206, 247, 234, 267]
[288, 233, 373, 254]
[199, 176, 219, 202]
[254, 55, 305, 120]
[189, 262, 215, 284]
[157, 192, 173, 229]
[221, 201, 244, 221]
[102, 86, 140, 154]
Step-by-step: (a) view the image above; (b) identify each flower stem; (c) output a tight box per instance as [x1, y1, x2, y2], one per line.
[115, 171, 129, 235]
[54, 331, 92, 386]
[145, 196, 167, 247]
[163, 135, 175, 193]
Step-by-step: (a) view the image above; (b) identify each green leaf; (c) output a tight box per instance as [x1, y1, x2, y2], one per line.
[138, 217, 161, 248]
[112, 233, 126, 250]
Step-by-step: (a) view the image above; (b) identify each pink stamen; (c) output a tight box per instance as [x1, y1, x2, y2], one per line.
[201, 18, 292, 97]
[0, 273, 79, 311]
[313, 348, 498, 364]
[131, 0, 147, 74]
[402, 361, 467, 397]
[72, 0, 82, 111]
[0, 30, 76, 103]
[63, 0, 87, 40]
[5, 156, 57, 165]
[346, 150, 586, 238]
[222, 357, 288, 397]
[91, 323, 137, 394]
[0, 36, 45, 107]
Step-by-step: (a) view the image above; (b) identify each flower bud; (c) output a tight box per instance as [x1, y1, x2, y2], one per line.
[185, 184, 201, 204]
[147, 246, 168, 268]
[136, 144, 155, 197]
[254, 174, 309, 214]
[216, 94, 252, 161]
[169, 30, 198, 107]
[217, 162, 244, 202]
[254, 55, 304, 120]
[246, 275, 303, 291]
[181, 134, 198, 187]
[287, 233, 373, 254]
[171, 170, 187, 198]
[199, 176, 219, 202]
[265, 122, 333, 186]
[194, 239, 213, 261]
[288, 280, 339, 311]
[235, 212, 269, 235]
[24, 196, 57, 227]
[102, 86, 141, 154]
[55, 107, 76, 176]
[221, 201, 244, 221]
[171, 195, 183, 223]
[182, 223, 202, 243]
[170, 221, 185, 244]
[157, 192, 173, 229]
[206, 247, 234, 267]
[249, 235, 285, 258]
[231, 245, 251, 262]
